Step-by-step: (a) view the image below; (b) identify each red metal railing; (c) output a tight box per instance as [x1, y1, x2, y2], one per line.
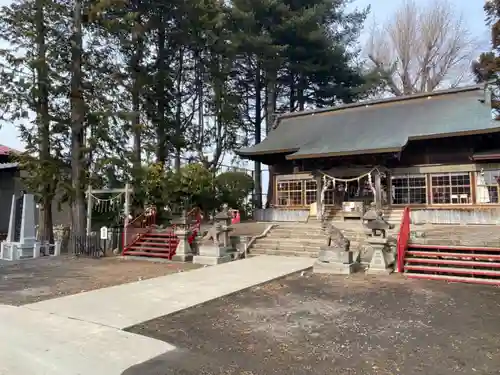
[122, 206, 157, 254]
[122, 206, 203, 258]
[396, 206, 411, 273]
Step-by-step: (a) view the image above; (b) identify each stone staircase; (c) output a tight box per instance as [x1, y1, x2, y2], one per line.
[249, 209, 403, 260]
[250, 222, 325, 258]
[324, 207, 404, 225]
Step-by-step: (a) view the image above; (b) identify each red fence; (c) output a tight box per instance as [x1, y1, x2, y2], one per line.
[122, 207, 157, 253]
[122, 206, 202, 258]
[396, 206, 411, 273]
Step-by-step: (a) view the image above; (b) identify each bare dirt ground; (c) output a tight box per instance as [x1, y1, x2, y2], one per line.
[0, 255, 201, 305]
[125, 273, 500, 375]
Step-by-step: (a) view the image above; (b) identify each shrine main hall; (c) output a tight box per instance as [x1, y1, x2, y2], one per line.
[237, 84, 500, 224]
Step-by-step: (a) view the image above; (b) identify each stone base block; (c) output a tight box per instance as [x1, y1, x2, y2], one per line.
[171, 254, 193, 262]
[198, 244, 232, 258]
[193, 254, 232, 266]
[366, 248, 393, 275]
[313, 260, 359, 275]
[318, 248, 353, 264]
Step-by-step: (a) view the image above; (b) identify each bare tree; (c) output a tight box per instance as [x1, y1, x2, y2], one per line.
[365, 0, 478, 96]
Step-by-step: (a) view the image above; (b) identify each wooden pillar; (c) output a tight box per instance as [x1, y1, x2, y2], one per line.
[123, 183, 131, 245]
[315, 174, 322, 219]
[86, 185, 92, 235]
[470, 171, 476, 204]
[386, 171, 392, 207]
[374, 171, 382, 210]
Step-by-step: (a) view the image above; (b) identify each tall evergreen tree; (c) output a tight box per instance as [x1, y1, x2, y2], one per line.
[0, 0, 72, 241]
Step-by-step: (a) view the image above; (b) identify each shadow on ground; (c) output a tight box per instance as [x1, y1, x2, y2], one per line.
[125, 273, 500, 375]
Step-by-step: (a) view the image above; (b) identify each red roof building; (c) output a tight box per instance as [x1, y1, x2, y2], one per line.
[0, 145, 18, 156]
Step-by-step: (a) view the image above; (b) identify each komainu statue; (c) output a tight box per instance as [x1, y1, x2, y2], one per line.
[323, 222, 350, 251]
[202, 222, 227, 246]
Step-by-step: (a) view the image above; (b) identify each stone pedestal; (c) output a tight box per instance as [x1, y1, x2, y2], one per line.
[53, 241, 62, 256]
[171, 228, 193, 262]
[193, 244, 232, 265]
[313, 246, 360, 275]
[170, 212, 194, 262]
[366, 237, 393, 274]
[1, 194, 39, 260]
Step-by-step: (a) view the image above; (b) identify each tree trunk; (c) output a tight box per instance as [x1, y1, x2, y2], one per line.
[253, 60, 262, 209]
[131, 15, 143, 173]
[289, 71, 295, 111]
[265, 69, 277, 208]
[35, 0, 54, 243]
[191, 50, 204, 173]
[155, 19, 167, 165]
[70, 0, 86, 236]
[174, 47, 184, 173]
[298, 74, 306, 111]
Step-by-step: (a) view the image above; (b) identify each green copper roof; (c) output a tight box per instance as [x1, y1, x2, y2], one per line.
[236, 85, 496, 160]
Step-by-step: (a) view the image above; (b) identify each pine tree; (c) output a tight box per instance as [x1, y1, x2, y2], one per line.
[0, 0, 73, 241]
[473, 1, 500, 83]
[230, 0, 371, 206]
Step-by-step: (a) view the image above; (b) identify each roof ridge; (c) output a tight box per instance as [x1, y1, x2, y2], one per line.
[275, 84, 485, 123]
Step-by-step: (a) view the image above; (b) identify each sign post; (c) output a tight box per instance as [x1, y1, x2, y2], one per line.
[100, 226, 108, 240]
[100, 226, 108, 256]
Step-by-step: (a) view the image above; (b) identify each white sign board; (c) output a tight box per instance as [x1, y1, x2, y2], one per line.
[100, 226, 108, 240]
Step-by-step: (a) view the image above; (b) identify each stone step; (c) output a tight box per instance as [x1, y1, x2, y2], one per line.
[270, 228, 324, 235]
[251, 243, 321, 252]
[252, 240, 365, 252]
[256, 237, 325, 245]
[267, 230, 326, 239]
[250, 248, 318, 258]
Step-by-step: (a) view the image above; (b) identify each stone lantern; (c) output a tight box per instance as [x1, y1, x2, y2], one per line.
[171, 209, 195, 262]
[193, 204, 234, 266]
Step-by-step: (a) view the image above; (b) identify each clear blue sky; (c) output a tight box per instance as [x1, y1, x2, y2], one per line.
[0, 0, 491, 151]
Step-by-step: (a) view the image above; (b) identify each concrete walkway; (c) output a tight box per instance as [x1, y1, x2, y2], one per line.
[1, 256, 314, 374]
[26, 256, 315, 329]
[0, 304, 175, 375]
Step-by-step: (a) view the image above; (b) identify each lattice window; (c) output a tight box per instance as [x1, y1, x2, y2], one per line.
[391, 174, 427, 205]
[476, 170, 500, 204]
[276, 180, 303, 206]
[430, 172, 471, 204]
[305, 180, 317, 205]
[276, 178, 318, 206]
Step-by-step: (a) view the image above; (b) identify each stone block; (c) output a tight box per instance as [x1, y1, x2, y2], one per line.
[193, 254, 232, 266]
[173, 238, 193, 262]
[366, 248, 393, 275]
[367, 237, 389, 247]
[53, 241, 62, 256]
[198, 244, 230, 258]
[33, 243, 41, 258]
[318, 248, 353, 264]
[313, 260, 358, 275]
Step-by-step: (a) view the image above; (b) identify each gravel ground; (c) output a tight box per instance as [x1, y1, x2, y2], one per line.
[125, 273, 500, 375]
[0, 255, 201, 305]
